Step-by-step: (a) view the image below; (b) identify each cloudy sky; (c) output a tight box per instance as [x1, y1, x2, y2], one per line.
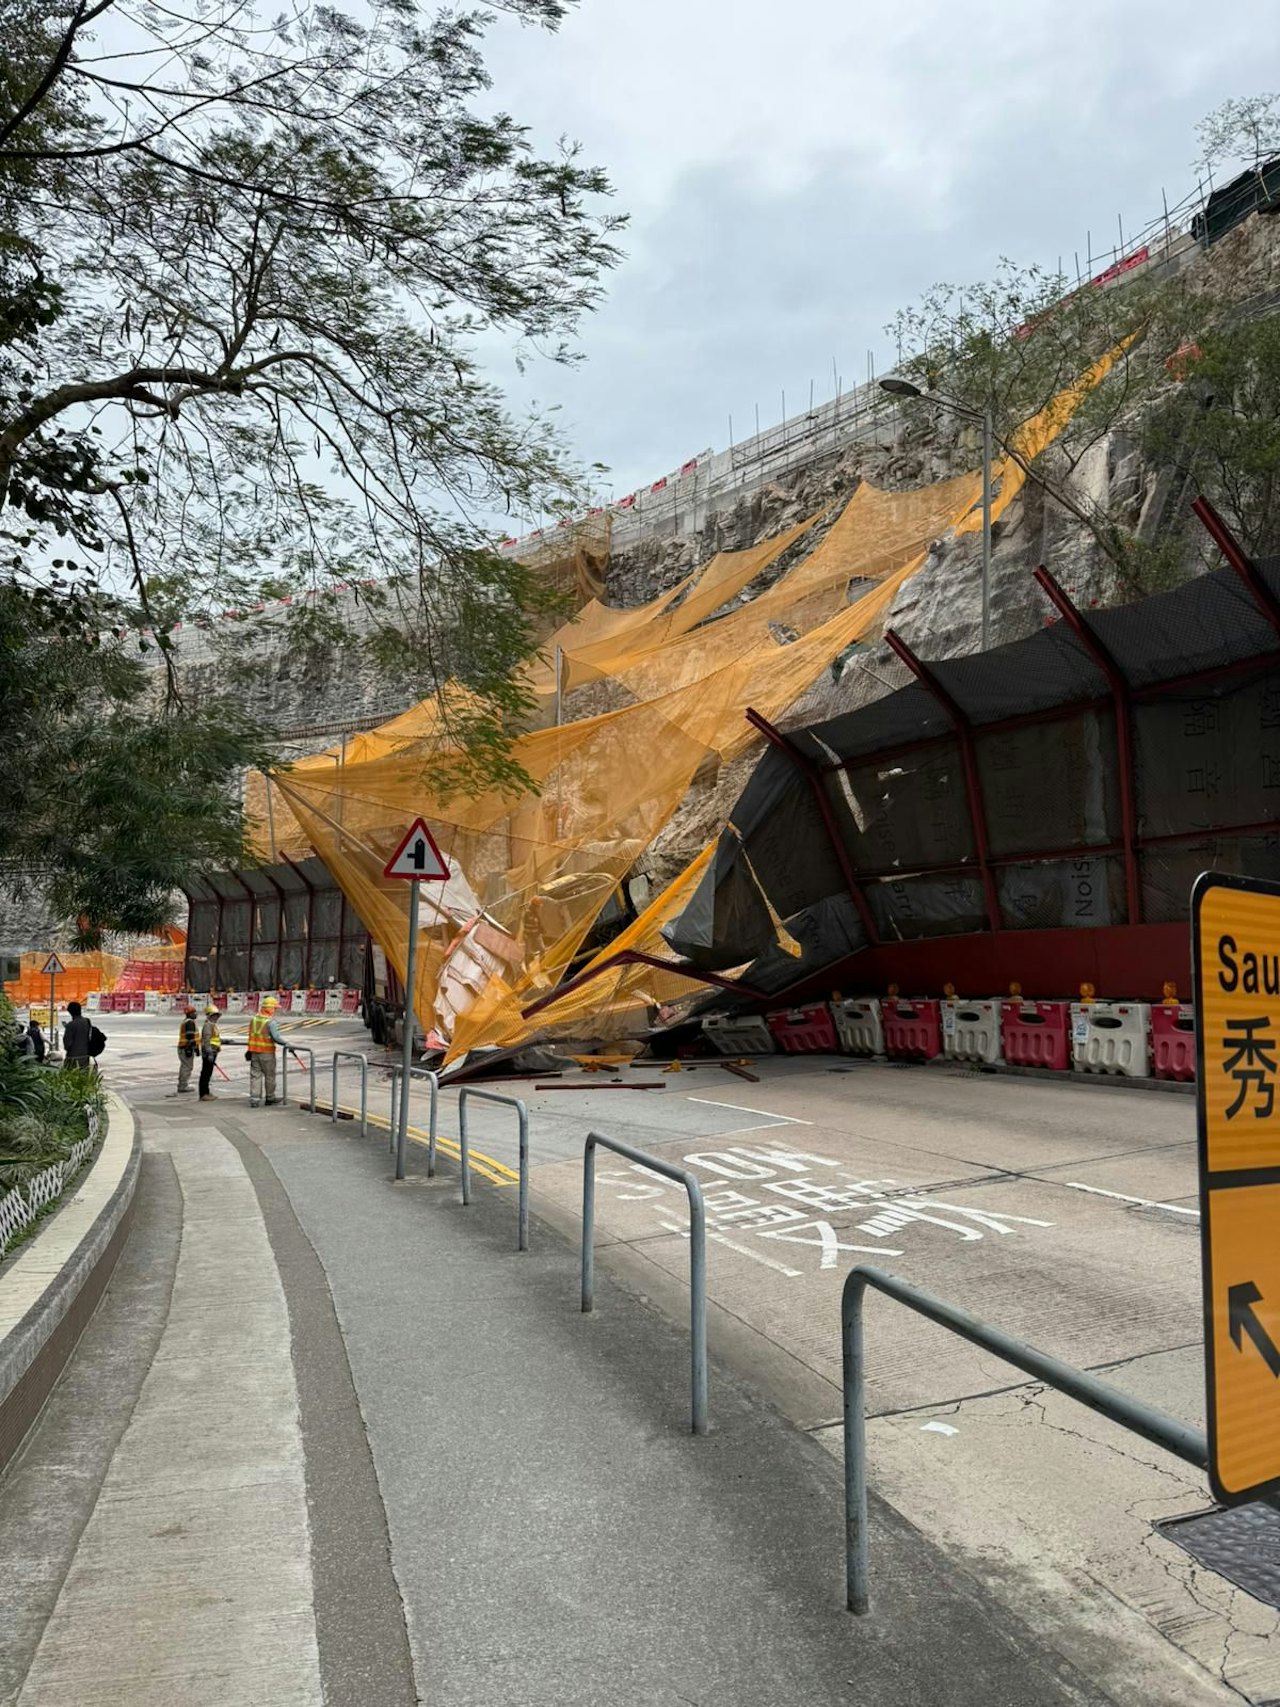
[478, 0, 1275, 511]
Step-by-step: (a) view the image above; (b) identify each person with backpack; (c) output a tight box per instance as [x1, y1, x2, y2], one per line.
[198, 1005, 223, 1101]
[176, 1005, 199, 1093]
[63, 1001, 92, 1069]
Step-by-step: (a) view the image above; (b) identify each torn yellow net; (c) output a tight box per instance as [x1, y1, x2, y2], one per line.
[263, 345, 1129, 1057]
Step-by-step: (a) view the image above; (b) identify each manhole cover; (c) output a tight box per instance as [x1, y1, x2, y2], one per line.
[1158, 1501, 1280, 1609]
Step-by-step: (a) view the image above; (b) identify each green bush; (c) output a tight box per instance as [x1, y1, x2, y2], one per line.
[0, 994, 103, 1194]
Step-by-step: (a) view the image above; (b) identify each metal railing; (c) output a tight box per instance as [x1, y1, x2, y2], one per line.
[330, 1051, 369, 1138]
[281, 1043, 316, 1112]
[582, 1132, 707, 1435]
[388, 1066, 439, 1183]
[841, 1264, 1208, 1615]
[458, 1088, 528, 1249]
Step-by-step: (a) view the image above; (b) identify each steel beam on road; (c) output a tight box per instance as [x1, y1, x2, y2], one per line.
[841, 1264, 1208, 1615]
[520, 950, 766, 1021]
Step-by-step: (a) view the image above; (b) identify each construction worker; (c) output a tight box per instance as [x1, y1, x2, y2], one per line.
[176, 1005, 199, 1093]
[246, 996, 285, 1107]
[198, 1004, 222, 1101]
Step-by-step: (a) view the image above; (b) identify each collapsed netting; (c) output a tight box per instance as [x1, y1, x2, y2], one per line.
[260, 348, 1124, 1059]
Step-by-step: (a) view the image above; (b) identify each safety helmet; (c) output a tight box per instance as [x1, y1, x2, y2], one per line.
[262, 996, 278, 1010]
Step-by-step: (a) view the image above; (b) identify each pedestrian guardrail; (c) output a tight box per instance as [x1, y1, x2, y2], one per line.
[330, 1051, 369, 1138]
[281, 1043, 316, 1112]
[582, 1132, 707, 1435]
[388, 1066, 439, 1183]
[458, 1088, 528, 1249]
[840, 1264, 1208, 1615]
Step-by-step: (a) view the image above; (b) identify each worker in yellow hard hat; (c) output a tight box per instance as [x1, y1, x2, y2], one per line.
[246, 995, 286, 1107]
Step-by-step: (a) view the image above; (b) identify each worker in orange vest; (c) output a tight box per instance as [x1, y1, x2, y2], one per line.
[246, 996, 286, 1107]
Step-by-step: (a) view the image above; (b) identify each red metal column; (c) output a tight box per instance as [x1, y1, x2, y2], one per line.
[745, 707, 880, 944]
[883, 631, 1003, 932]
[1033, 568, 1142, 925]
[1193, 496, 1280, 635]
[212, 889, 225, 992]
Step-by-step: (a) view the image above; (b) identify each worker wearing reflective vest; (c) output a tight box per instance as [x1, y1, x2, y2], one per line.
[176, 1006, 199, 1095]
[247, 996, 286, 1108]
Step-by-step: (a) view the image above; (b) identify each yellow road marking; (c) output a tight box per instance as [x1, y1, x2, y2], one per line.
[330, 1102, 517, 1188]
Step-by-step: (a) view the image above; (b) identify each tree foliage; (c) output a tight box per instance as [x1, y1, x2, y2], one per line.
[0, 0, 618, 934]
[1196, 93, 1280, 173]
[0, 581, 274, 941]
[0, 0, 620, 757]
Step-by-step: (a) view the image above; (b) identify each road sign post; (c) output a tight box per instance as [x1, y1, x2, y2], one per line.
[1193, 871, 1280, 1504]
[41, 953, 65, 1063]
[383, 819, 450, 1172]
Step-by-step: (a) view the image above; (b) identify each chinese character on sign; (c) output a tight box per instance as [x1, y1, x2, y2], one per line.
[1262, 754, 1280, 790]
[1260, 687, 1280, 731]
[1183, 700, 1220, 739]
[1222, 1017, 1278, 1120]
[1186, 765, 1222, 800]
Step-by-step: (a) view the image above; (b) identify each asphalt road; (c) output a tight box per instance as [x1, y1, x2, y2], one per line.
[49, 1018, 1280, 1701]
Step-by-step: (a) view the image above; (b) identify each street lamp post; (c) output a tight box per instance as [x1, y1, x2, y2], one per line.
[880, 378, 993, 653]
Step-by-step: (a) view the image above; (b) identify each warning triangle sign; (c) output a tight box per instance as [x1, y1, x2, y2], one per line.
[383, 818, 450, 881]
[40, 953, 66, 976]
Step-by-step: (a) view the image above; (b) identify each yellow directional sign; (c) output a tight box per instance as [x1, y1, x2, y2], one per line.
[1193, 872, 1280, 1505]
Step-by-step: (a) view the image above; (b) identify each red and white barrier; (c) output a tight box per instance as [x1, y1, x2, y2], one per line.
[1001, 1000, 1072, 1071]
[882, 999, 942, 1061]
[766, 1004, 839, 1054]
[1151, 1003, 1196, 1081]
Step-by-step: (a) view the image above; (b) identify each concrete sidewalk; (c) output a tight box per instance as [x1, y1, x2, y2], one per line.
[1, 1093, 1122, 1706]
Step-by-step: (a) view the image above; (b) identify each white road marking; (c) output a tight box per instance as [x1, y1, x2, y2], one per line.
[1064, 1181, 1200, 1218]
[685, 1096, 811, 1126]
[921, 1421, 959, 1436]
[659, 1219, 803, 1278]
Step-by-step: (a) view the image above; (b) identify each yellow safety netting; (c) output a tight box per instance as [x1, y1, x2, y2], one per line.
[265, 343, 1128, 1059]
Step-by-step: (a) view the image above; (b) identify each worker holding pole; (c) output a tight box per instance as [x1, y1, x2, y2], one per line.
[246, 995, 286, 1107]
[198, 1004, 223, 1102]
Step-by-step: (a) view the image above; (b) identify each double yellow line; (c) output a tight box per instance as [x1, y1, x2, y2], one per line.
[330, 1101, 517, 1189]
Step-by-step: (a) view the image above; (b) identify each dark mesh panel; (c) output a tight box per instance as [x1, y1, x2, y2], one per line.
[1134, 668, 1280, 837]
[741, 896, 866, 995]
[998, 856, 1125, 931]
[978, 710, 1119, 858]
[1142, 833, 1280, 924]
[839, 743, 971, 871]
[1097, 568, 1278, 690]
[803, 682, 949, 763]
[931, 626, 1104, 722]
[868, 872, 986, 940]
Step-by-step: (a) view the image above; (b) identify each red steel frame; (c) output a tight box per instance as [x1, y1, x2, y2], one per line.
[883, 629, 1004, 931]
[797, 510, 1280, 903]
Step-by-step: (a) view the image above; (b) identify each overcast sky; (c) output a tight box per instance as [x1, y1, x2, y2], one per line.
[479, 0, 1275, 510]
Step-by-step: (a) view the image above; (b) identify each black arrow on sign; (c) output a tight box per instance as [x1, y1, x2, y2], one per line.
[1229, 1282, 1280, 1378]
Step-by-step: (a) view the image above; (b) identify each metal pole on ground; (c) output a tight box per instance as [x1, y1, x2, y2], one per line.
[396, 881, 420, 1169]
